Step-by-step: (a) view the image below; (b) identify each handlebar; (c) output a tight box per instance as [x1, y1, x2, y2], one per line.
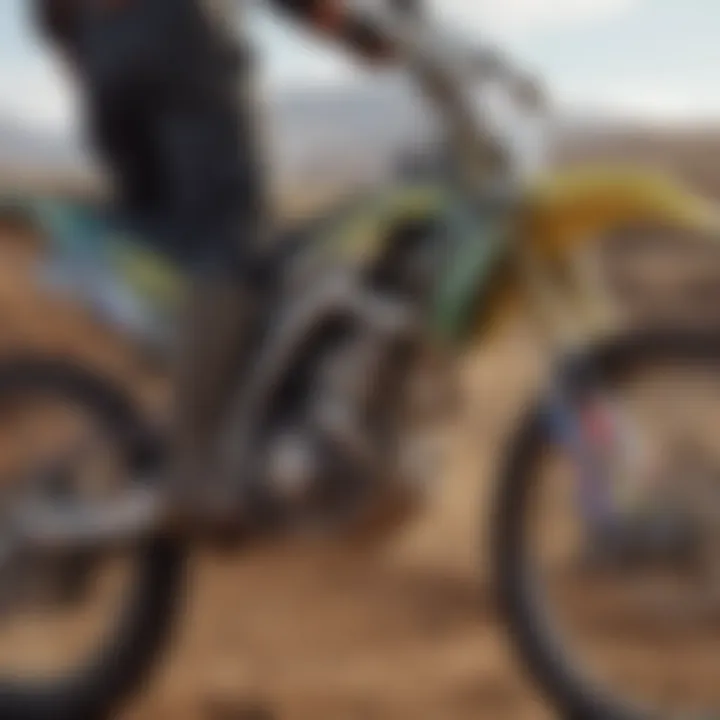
[356, 3, 545, 109]
[352, 3, 548, 188]
[389, 0, 425, 19]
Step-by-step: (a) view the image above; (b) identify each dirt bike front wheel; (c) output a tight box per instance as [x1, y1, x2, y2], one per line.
[0, 357, 186, 720]
[494, 329, 720, 720]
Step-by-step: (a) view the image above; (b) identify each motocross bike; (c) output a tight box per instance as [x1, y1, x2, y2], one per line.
[0, 3, 719, 719]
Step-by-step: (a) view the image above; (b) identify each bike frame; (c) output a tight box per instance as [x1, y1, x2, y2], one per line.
[6, 3, 720, 556]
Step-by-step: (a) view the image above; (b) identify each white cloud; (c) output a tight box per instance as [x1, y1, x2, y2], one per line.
[0, 0, 715, 139]
[260, 0, 644, 91]
[437, 0, 641, 37]
[0, 57, 76, 134]
[557, 78, 720, 123]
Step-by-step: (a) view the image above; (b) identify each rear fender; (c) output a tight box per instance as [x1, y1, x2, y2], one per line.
[523, 165, 720, 259]
[434, 166, 720, 349]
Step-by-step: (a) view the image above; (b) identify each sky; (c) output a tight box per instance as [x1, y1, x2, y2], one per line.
[0, 0, 719, 135]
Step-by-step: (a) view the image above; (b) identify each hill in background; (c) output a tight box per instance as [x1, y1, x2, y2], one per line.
[1, 83, 720, 202]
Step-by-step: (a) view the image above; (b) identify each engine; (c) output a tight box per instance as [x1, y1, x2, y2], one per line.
[257, 282, 458, 537]
[223, 208, 458, 537]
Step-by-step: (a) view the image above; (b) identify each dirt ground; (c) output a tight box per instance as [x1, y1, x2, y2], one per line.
[0, 223, 556, 720]
[2, 130, 720, 718]
[127, 340, 550, 720]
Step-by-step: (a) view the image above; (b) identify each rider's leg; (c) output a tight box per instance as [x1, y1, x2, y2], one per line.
[158, 74, 271, 527]
[167, 277, 261, 523]
[74, 0, 269, 528]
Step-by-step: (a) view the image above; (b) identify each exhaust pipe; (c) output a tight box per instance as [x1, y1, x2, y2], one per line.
[10, 486, 166, 555]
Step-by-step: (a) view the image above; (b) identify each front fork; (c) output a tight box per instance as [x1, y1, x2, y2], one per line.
[543, 352, 664, 576]
[516, 232, 628, 535]
[543, 357, 620, 537]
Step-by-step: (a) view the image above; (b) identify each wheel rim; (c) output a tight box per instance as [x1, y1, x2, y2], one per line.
[499, 332, 720, 719]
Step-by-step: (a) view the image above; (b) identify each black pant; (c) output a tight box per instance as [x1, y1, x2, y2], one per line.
[49, 0, 271, 519]
[74, 0, 267, 282]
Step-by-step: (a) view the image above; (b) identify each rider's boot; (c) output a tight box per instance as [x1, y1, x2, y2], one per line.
[163, 277, 261, 537]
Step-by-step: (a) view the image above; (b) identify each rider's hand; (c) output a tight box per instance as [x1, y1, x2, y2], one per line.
[283, 0, 395, 64]
[341, 13, 395, 63]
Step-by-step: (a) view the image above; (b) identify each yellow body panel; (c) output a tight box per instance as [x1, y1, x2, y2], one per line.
[471, 165, 719, 344]
[523, 165, 719, 258]
[112, 242, 186, 309]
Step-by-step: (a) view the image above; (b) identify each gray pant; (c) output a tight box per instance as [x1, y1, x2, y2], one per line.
[70, 0, 269, 516]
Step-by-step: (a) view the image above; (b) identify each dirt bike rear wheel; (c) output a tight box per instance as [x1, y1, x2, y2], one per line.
[0, 357, 185, 720]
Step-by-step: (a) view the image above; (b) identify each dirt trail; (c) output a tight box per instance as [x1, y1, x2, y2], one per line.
[2, 219, 720, 720]
[0, 226, 553, 719]
[129, 392, 547, 719]
[126, 334, 548, 720]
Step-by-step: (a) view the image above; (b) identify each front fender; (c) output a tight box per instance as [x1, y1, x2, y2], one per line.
[443, 165, 720, 348]
[523, 165, 720, 259]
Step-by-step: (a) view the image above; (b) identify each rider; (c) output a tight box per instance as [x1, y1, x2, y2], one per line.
[34, 0, 396, 529]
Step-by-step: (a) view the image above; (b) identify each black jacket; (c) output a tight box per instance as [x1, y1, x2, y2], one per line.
[34, 0, 388, 59]
[32, 0, 390, 270]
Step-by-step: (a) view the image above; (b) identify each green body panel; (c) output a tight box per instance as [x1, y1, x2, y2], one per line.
[304, 182, 514, 345]
[0, 185, 514, 349]
[430, 203, 513, 345]
[0, 194, 186, 305]
[313, 183, 447, 264]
